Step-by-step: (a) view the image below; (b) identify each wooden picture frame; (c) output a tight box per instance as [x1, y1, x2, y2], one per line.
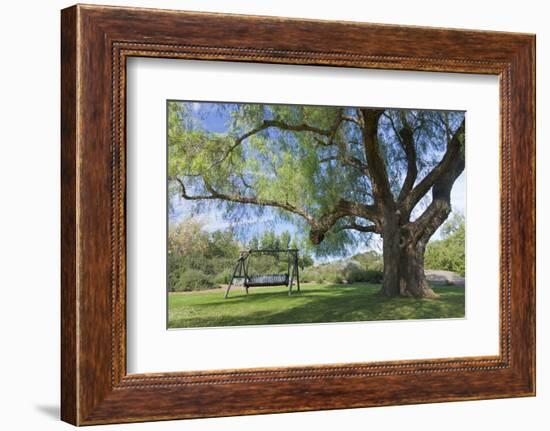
[61, 4, 535, 425]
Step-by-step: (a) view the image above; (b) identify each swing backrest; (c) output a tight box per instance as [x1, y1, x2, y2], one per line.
[246, 274, 289, 287]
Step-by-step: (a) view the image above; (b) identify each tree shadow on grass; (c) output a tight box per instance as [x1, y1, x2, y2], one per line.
[169, 284, 465, 328]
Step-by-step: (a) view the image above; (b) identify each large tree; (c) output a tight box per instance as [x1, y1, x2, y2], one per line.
[168, 102, 465, 298]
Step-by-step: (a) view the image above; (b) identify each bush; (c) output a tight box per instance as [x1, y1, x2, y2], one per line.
[363, 269, 383, 283]
[299, 269, 315, 283]
[299, 265, 383, 285]
[299, 268, 325, 283]
[354, 251, 384, 272]
[314, 274, 325, 284]
[172, 269, 215, 292]
[213, 269, 234, 285]
[425, 214, 465, 276]
[342, 266, 383, 283]
[326, 273, 343, 284]
[343, 265, 367, 283]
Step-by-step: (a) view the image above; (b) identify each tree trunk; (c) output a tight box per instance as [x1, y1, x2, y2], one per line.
[397, 240, 438, 298]
[381, 216, 401, 297]
[380, 221, 438, 298]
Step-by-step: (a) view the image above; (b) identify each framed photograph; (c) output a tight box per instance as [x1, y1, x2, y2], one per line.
[61, 4, 535, 425]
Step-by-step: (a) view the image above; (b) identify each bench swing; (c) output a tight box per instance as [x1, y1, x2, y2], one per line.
[224, 249, 300, 298]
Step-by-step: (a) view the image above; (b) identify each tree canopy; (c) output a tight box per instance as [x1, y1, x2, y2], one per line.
[168, 101, 465, 297]
[169, 102, 463, 252]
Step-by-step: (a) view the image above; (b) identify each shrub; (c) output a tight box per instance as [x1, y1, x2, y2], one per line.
[314, 274, 325, 284]
[343, 265, 367, 283]
[341, 265, 383, 283]
[326, 273, 344, 284]
[213, 269, 234, 285]
[299, 269, 315, 283]
[354, 251, 384, 272]
[173, 269, 215, 291]
[425, 214, 465, 276]
[300, 268, 326, 284]
[296, 260, 384, 285]
[363, 269, 383, 283]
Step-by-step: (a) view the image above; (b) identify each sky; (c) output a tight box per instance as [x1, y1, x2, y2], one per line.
[168, 102, 466, 257]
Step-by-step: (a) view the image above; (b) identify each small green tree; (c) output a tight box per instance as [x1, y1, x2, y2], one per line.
[168, 218, 241, 291]
[280, 231, 291, 249]
[248, 236, 260, 249]
[424, 213, 465, 276]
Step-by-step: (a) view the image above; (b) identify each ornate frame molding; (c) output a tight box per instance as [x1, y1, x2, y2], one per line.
[61, 5, 535, 425]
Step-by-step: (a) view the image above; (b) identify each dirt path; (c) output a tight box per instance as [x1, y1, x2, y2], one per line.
[170, 272, 464, 295]
[425, 270, 465, 286]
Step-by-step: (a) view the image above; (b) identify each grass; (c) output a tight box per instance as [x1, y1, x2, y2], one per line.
[168, 283, 465, 329]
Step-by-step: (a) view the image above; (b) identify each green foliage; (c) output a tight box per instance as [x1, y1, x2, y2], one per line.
[280, 231, 291, 249]
[168, 218, 241, 292]
[343, 267, 383, 284]
[326, 273, 344, 284]
[168, 219, 311, 291]
[298, 268, 320, 283]
[299, 251, 383, 284]
[168, 101, 465, 258]
[425, 213, 465, 276]
[213, 269, 234, 285]
[244, 253, 285, 276]
[353, 251, 384, 272]
[173, 269, 215, 292]
[245, 230, 313, 275]
[300, 254, 314, 269]
[364, 270, 384, 283]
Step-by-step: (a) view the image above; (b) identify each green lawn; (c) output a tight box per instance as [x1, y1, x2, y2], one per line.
[168, 283, 465, 329]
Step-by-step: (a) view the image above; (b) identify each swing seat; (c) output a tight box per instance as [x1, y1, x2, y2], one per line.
[245, 274, 288, 287]
[225, 248, 301, 298]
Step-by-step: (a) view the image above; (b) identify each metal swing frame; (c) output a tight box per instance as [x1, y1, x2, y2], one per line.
[224, 249, 301, 298]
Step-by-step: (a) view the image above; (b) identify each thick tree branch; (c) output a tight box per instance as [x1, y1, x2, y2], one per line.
[309, 199, 379, 244]
[335, 220, 379, 234]
[408, 199, 452, 245]
[359, 108, 393, 207]
[405, 120, 465, 243]
[396, 114, 418, 202]
[175, 176, 379, 246]
[177, 178, 317, 225]
[401, 119, 465, 213]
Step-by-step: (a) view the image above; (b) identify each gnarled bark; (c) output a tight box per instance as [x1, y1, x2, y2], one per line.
[380, 222, 441, 299]
[380, 189, 454, 297]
